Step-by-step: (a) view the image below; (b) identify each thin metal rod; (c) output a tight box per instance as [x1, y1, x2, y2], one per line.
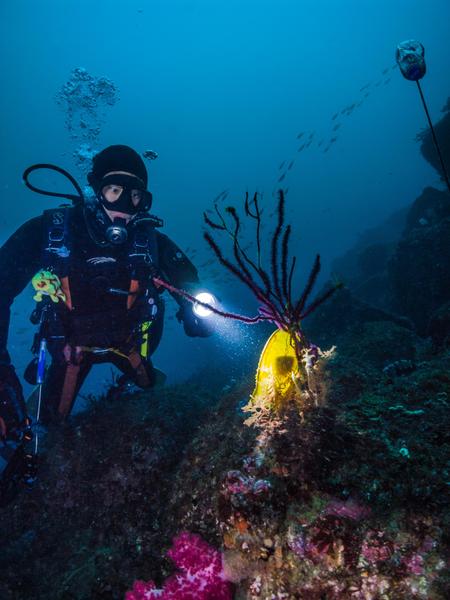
[416, 80, 450, 194]
[34, 385, 43, 454]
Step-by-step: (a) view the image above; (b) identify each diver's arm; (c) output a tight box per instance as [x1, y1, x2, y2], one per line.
[156, 232, 200, 289]
[0, 216, 43, 365]
[156, 232, 212, 337]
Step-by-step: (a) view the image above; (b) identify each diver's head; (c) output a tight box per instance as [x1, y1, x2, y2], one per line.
[88, 145, 153, 221]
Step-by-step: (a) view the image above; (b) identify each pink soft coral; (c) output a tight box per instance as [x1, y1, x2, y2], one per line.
[402, 552, 424, 575]
[125, 532, 233, 600]
[125, 580, 158, 600]
[360, 530, 393, 564]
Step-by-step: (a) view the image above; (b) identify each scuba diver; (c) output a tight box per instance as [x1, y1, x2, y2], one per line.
[0, 144, 213, 499]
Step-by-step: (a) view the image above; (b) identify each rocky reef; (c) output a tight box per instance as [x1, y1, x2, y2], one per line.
[329, 97, 450, 347]
[1, 262, 449, 600]
[419, 97, 450, 180]
[2, 315, 448, 598]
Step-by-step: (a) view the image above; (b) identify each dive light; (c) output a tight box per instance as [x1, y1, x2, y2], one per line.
[193, 292, 217, 318]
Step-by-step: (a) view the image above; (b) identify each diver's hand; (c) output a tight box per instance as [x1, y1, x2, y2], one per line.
[176, 304, 214, 338]
[0, 365, 27, 440]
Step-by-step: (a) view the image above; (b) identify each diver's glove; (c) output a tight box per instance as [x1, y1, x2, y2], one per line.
[0, 365, 28, 441]
[176, 303, 214, 338]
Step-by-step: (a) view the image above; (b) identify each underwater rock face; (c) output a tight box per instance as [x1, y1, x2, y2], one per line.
[428, 300, 450, 348]
[1, 320, 449, 598]
[330, 208, 408, 312]
[419, 97, 450, 177]
[334, 320, 418, 369]
[388, 188, 450, 335]
[329, 96, 450, 333]
[304, 287, 412, 349]
[0, 383, 224, 599]
[403, 187, 450, 233]
[219, 346, 449, 597]
[327, 185, 450, 339]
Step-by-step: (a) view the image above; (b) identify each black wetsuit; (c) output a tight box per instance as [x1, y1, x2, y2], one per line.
[0, 202, 202, 422]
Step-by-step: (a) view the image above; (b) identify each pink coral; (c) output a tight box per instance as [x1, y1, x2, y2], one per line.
[125, 532, 233, 600]
[402, 552, 424, 575]
[125, 580, 157, 600]
[360, 531, 393, 564]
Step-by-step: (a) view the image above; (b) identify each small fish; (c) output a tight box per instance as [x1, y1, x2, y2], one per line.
[330, 137, 337, 144]
[384, 77, 391, 85]
[359, 83, 370, 92]
[305, 140, 312, 148]
[364, 92, 370, 98]
[296, 132, 304, 139]
[287, 160, 294, 170]
[323, 146, 330, 153]
[279, 160, 285, 170]
[332, 123, 341, 131]
[278, 173, 286, 182]
[142, 149, 158, 160]
[332, 113, 338, 120]
[382, 67, 389, 75]
[297, 144, 305, 152]
[391, 64, 397, 70]
[317, 139, 324, 147]
[375, 80, 382, 87]
[308, 132, 314, 139]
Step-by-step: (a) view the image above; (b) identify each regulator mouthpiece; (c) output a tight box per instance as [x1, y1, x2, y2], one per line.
[193, 292, 217, 318]
[106, 217, 128, 245]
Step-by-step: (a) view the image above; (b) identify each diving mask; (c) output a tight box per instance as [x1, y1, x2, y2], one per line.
[98, 173, 152, 215]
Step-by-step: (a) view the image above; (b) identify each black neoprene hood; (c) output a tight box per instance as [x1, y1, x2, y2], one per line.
[89, 145, 148, 189]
